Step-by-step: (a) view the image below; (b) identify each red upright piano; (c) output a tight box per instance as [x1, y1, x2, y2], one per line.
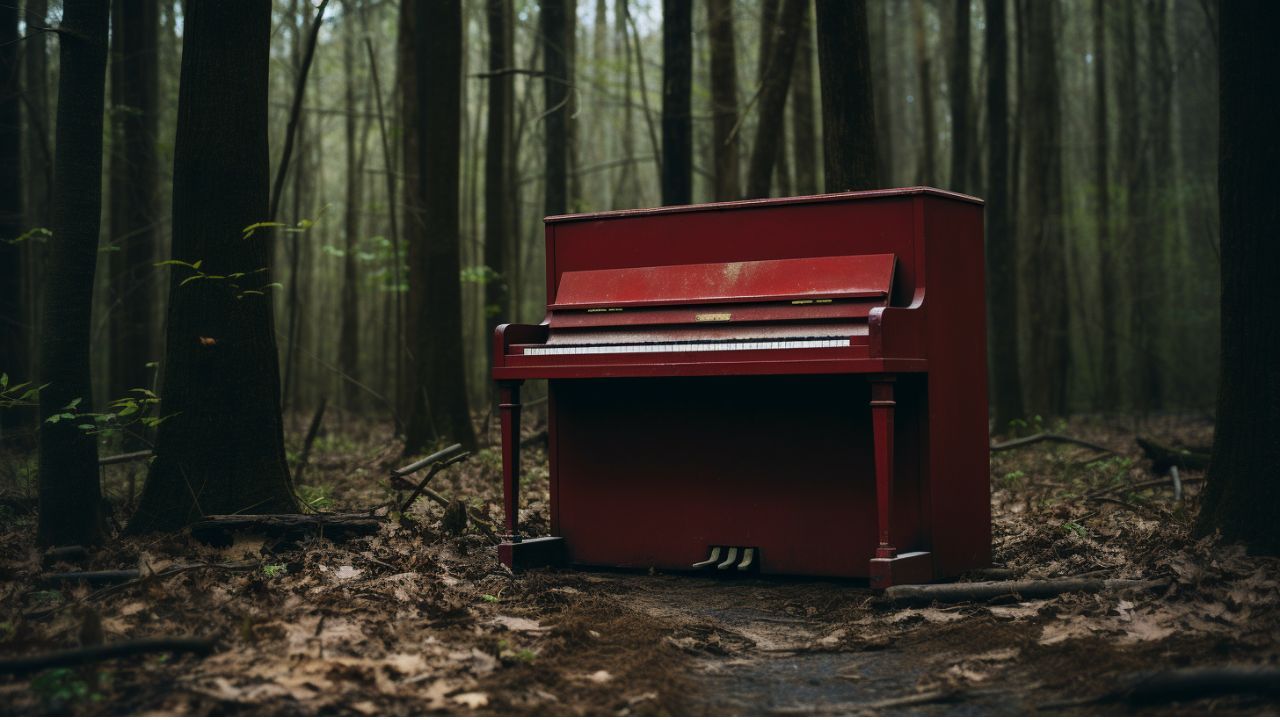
[492, 188, 990, 588]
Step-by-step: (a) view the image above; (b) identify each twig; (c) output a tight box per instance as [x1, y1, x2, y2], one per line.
[990, 433, 1120, 456]
[0, 637, 215, 676]
[399, 452, 470, 515]
[268, 0, 330, 220]
[99, 450, 152, 466]
[392, 443, 464, 478]
[419, 487, 500, 544]
[880, 577, 1164, 606]
[27, 563, 258, 621]
[39, 570, 139, 587]
[1126, 666, 1280, 703]
[293, 397, 328, 484]
[1171, 465, 1183, 501]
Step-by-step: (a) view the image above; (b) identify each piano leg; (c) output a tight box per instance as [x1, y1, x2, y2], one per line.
[867, 375, 933, 588]
[497, 380, 566, 570]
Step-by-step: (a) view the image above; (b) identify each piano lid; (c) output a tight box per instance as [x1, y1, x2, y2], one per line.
[550, 253, 896, 310]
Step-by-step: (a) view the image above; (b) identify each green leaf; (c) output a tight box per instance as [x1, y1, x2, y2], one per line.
[1, 373, 7, 388]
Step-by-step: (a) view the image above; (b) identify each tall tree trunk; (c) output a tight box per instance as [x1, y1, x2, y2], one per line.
[815, 0, 880, 192]
[661, 0, 692, 205]
[36, 0, 109, 546]
[1117, 0, 1141, 412]
[1021, 0, 1068, 418]
[911, 0, 936, 186]
[745, 0, 804, 199]
[870, 0, 894, 187]
[791, 1, 817, 196]
[129, 0, 296, 533]
[0, 4, 25, 445]
[948, 0, 970, 192]
[986, 0, 1023, 430]
[108, 0, 160, 428]
[485, 0, 513, 377]
[706, 0, 739, 201]
[613, 0, 638, 208]
[543, 0, 569, 216]
[403, 0, 476, 452]
[339, 0, 361, 412]
[1093, 0, 1119, 411]
[1196, 0, 1280, 554]
[21, 0, 53, 439]
[1140, 0, 1172, 412]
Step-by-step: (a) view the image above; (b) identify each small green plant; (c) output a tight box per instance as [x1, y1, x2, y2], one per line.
[1060, 521, 1088, 539]
[998, 470, 1027, 491]
[262, 563, 287, 578]
[29, 590, 62, 605]
[0, 373, 45, 410]
[43, 389, 172, 446]
[296, 484, 334, 511]
[31, 668, 105, 707]
[509, 648, 536, 663]
[480, 594, 500, 603]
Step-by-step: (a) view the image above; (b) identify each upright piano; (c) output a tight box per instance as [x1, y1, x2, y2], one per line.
[492, 188, 990, 588]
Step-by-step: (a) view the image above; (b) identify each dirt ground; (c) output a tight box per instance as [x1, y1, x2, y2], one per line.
[1, 412, 1278, 715]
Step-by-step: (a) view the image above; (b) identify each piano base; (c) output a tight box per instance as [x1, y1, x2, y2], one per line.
[868, 551, 934, 589]
[498, 537, 567, 571]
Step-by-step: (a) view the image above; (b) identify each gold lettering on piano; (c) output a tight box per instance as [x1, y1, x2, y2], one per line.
[695, 312, 732, 322]
[815, 299, 833, 304]
[586, 307, 625, 313]
[791, 299, 814, 305]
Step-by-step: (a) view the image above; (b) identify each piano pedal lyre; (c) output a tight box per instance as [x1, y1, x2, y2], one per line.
[691, 546, 723, 568]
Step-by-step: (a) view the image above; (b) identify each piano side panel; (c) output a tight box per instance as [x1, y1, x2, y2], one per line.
[547, 197, 921, 311]
[548, 375, 926, 579]
[920, 197, 992, 577]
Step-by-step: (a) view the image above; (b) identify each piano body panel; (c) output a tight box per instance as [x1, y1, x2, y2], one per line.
[547, 376, 927, 578]
[495, 188, 990, 586]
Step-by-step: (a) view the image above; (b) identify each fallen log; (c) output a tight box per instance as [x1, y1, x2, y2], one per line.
[990, 433, 1120, 456]
[880, 577, 1162, 606]
[1126, 666, 1280, 704]
[188, 512, 383, 546]
[39, 570, 139, 587]
[1136, 436, 1211, 473]
[0, 637, 214, 676]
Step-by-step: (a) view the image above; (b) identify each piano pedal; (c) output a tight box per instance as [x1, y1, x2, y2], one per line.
[716, 547, 740, 570]
[736, 547, 755, 571]
[691, 546, 723, 568]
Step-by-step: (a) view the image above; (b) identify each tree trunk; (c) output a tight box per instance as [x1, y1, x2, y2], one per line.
[36, 0, 110, 546]
[1195, 0, 1280, 554]
[0, 4, 25, 445]
[815, 0, 880, 192]
[1094, 0, 1119, 411]
[986, 0, 1023, 431]
[745, 0, 804, 199]
[1140, 0, 1172, 412]
[1117, 0, 1141, 412]
[402, 0, 476, 453]
[948, 0, 970, 192]
[706, 0, 739, 201]
[911, 0, 936, 186]
[870, 0, 894, 187]
[791, 1, 817, 196]
[339, 0, 361, 412]
[543, 0, 569, 216]
[485, 0, 513, 379]
[661, 0, 692, 205]
[21, 0, 53, 442]
[129, 0, 296, 533]
[108, 0, 160, 429]
[1021, 0, 1069, 418]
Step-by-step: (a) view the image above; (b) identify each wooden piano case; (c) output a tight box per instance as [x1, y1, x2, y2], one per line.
[493, 188, 991, 587]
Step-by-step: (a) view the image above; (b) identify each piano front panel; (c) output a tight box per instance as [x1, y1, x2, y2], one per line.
[549, 374, 927, 578]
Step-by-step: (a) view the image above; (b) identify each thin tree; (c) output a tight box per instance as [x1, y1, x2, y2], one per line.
[36, 0, 110, 546]
[706, 0, 739, 201]
[1093, 0, 1119, 410]
[815, 0, 880, 191]
[485, 0, 514, 360]
[0, 4, 24, 444]
[339, 0, 361, 412]
[1021, 0, 1069, 418]
[985, 0, 1023, 429]
[911, 0, 936, 185]
[745, 0, 805, 199]
[129, 0, 296, 532]
[402, 0, 477, 452]
[948, 0, 970, 192]
[543, 0, 569, 216]
[107, 0, 160, 419]
[661, 0, 692, 205]
[1197, 0, 1280, 553]
[791, 1, 818, 196]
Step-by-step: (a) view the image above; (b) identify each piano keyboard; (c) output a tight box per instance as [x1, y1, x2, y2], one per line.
[523, 338, 851, 356]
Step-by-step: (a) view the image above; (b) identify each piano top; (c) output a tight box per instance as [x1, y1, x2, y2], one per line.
[543, 186, 983, 225]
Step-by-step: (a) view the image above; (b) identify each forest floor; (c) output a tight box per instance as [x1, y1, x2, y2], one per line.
[1, 412, 1278, 715]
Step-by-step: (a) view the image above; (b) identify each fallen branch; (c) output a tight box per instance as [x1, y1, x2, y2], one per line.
[1126, 666, 1280, 704]
[0, 637, 215, 676]
[417, 487, 500, 544]
[189, 512, 383, 546]
[39, 570, 139, 588]
[293, 397, 327, 484]
[392, 443, 464, 478]
[1136, 436, 1211, 473]
[990, 433, 1120, 456]
[880, 577, 1163, 606]
[99, 450, 152, 467]
[399, 451, 471, 515]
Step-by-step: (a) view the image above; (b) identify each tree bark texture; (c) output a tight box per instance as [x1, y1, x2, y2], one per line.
[706, 0, 739, 201]
[948, 0, 970, 192]
[485, 0, 514, 369]
[0, 4, 25, 444]
[403, 0, 477, 452]
[745, 0, 804, 199]
[340, 0, 361, 411]
[911, 0, 936, 186]
[1093, 0, 1119, 410]
[660, 0, 692, 205]
[1022, 0, 1069, 418]
[130, 0, 296, 533]
[986, 0, 1023, 430]
[108, 0, 160, 414]
[791, 1, 817, 196]
[542, 0, 569, 216]
[815, 0, 880, 192]
[36, 0, 110, 546]
[1197, 0, 1280, 553]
